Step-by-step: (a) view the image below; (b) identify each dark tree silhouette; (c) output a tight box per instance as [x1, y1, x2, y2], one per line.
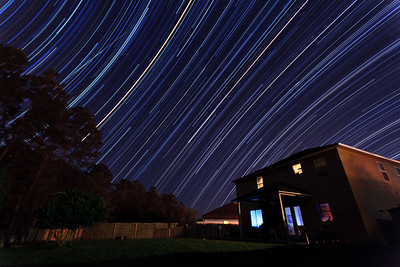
[0, 45, 104, 231]
[107, 179, 196, 225]
[36, 189, 107, 248]
[0, 44, 194, 233]
[0, 167, 10, 208]
[108, 179, 146, 222]
[0, 44, 29, 143]
[82, 164, 113, 199]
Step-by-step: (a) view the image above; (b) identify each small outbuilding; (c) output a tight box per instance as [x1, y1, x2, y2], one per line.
[201, 202, 239, 225]
[196, 203, 239, 239]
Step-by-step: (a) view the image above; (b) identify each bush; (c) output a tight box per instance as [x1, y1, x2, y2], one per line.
[36, 189, 107, 248]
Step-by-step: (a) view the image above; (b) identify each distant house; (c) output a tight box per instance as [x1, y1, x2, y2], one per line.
[200, 203, 239, 225]
[197, 203, 239, 239]
[233, 143, 400, 245]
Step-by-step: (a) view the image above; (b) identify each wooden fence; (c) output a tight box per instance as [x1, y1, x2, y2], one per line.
[25, 222, 184, 242]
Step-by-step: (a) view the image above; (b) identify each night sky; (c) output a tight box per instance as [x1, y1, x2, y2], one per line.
[1, 1, 400, 215]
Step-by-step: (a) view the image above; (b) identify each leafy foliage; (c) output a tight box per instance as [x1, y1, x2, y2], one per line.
[0, 44, 104, 230]
[36, 189, 107, 248]
[37, 189, 107, 229]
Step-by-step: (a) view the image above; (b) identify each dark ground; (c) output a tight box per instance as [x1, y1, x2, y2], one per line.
[37, 244, 400, 267]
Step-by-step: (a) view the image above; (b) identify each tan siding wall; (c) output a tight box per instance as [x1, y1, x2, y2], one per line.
[337, 147, 400, 243]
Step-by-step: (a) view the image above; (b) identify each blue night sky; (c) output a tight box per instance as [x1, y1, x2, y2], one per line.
[1, 1, 400, 215]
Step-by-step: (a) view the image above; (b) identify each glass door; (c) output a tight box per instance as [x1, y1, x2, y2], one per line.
[284, 207, 295, 235]
[285, 206, 304, 236]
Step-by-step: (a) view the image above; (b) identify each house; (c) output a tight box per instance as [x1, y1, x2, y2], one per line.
[200, 202, 239, 225]
[232, 143, 400, 245]
[195, 203, 239, 239]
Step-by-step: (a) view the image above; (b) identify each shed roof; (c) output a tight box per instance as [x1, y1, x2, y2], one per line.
[202, 202, 238, 219]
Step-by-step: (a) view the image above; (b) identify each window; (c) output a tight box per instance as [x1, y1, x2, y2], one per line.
[314, 157, 327, 168]
[319, 203, 333, 222]
[314, 157, 329, 177]
[294, 206, 304, 226]
[395, 167, 400, 177]
[377, 162, 390, 181]
[250, 209, 263, 228]
[256, 176, 264, 189]
[284, 207, 295, 235]
[292, 163, 303, 174]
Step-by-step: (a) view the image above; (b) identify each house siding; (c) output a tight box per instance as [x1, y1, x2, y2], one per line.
[338, 146, 400, 243]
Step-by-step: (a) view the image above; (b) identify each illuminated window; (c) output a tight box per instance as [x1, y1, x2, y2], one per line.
[250, 209, 263, 228]
[284, 207, 295, 235]
[394, 167, 400, 177]
[294, 206, 304, 226]
[377, 162, 390, 181]
[319, 203, 333, 222]
[256, 176, 264, 189]
[314, 157, 329, 177]
[292, 163, 302, 174]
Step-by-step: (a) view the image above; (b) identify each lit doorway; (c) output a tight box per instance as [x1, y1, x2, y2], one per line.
[284, 206, 304, 236]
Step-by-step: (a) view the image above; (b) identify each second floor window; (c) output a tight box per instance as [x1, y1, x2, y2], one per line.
[394, 167, 400, 177]
[292, 163, 302, 175]
[314, 157, 329, 177]
[377, 162, 390, 181]
[256, 176, 263, 189]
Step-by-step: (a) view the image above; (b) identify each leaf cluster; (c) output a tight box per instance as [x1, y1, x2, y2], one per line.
[37, 189, 107, 230]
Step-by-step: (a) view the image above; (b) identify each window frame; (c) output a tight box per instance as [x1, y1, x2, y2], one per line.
[377, 162, 390, 181]
[314, 157, 329, 177]
[292, 163, 303, 175]
[394, 167, 400, 177]
[256, 176, 264, 189]
[294, 206, 304, 226]
[318, 202, 333, 222]
[250, 209, 263, 228]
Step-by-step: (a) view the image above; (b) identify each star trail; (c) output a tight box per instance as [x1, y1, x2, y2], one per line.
[1, 1, 400, 215]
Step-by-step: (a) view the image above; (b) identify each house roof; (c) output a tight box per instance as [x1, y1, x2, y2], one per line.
[232, 182, 312, 203]
[233, 143, 400, 184]
[202, 202, 238, 219]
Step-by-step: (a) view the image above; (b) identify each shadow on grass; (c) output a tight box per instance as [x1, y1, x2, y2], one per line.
[33, 244, 400, 267]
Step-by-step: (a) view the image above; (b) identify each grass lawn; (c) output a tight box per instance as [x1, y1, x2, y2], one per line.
[0, 238, 399, 267]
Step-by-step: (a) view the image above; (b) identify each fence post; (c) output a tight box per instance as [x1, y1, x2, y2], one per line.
[112, 223, 117, 239]
[133, 223, 138, 239]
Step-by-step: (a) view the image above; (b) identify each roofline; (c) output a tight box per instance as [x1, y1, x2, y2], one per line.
[337, 143, 400, 164]
[233, 143, 400, 184]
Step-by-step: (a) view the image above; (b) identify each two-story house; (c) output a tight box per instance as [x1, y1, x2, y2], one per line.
[233, 143, 400, 245]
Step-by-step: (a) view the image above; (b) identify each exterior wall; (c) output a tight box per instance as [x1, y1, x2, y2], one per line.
[235, 147, 369, 243]
[338, 146, 400, 244]
[201, 219, 239, 225]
